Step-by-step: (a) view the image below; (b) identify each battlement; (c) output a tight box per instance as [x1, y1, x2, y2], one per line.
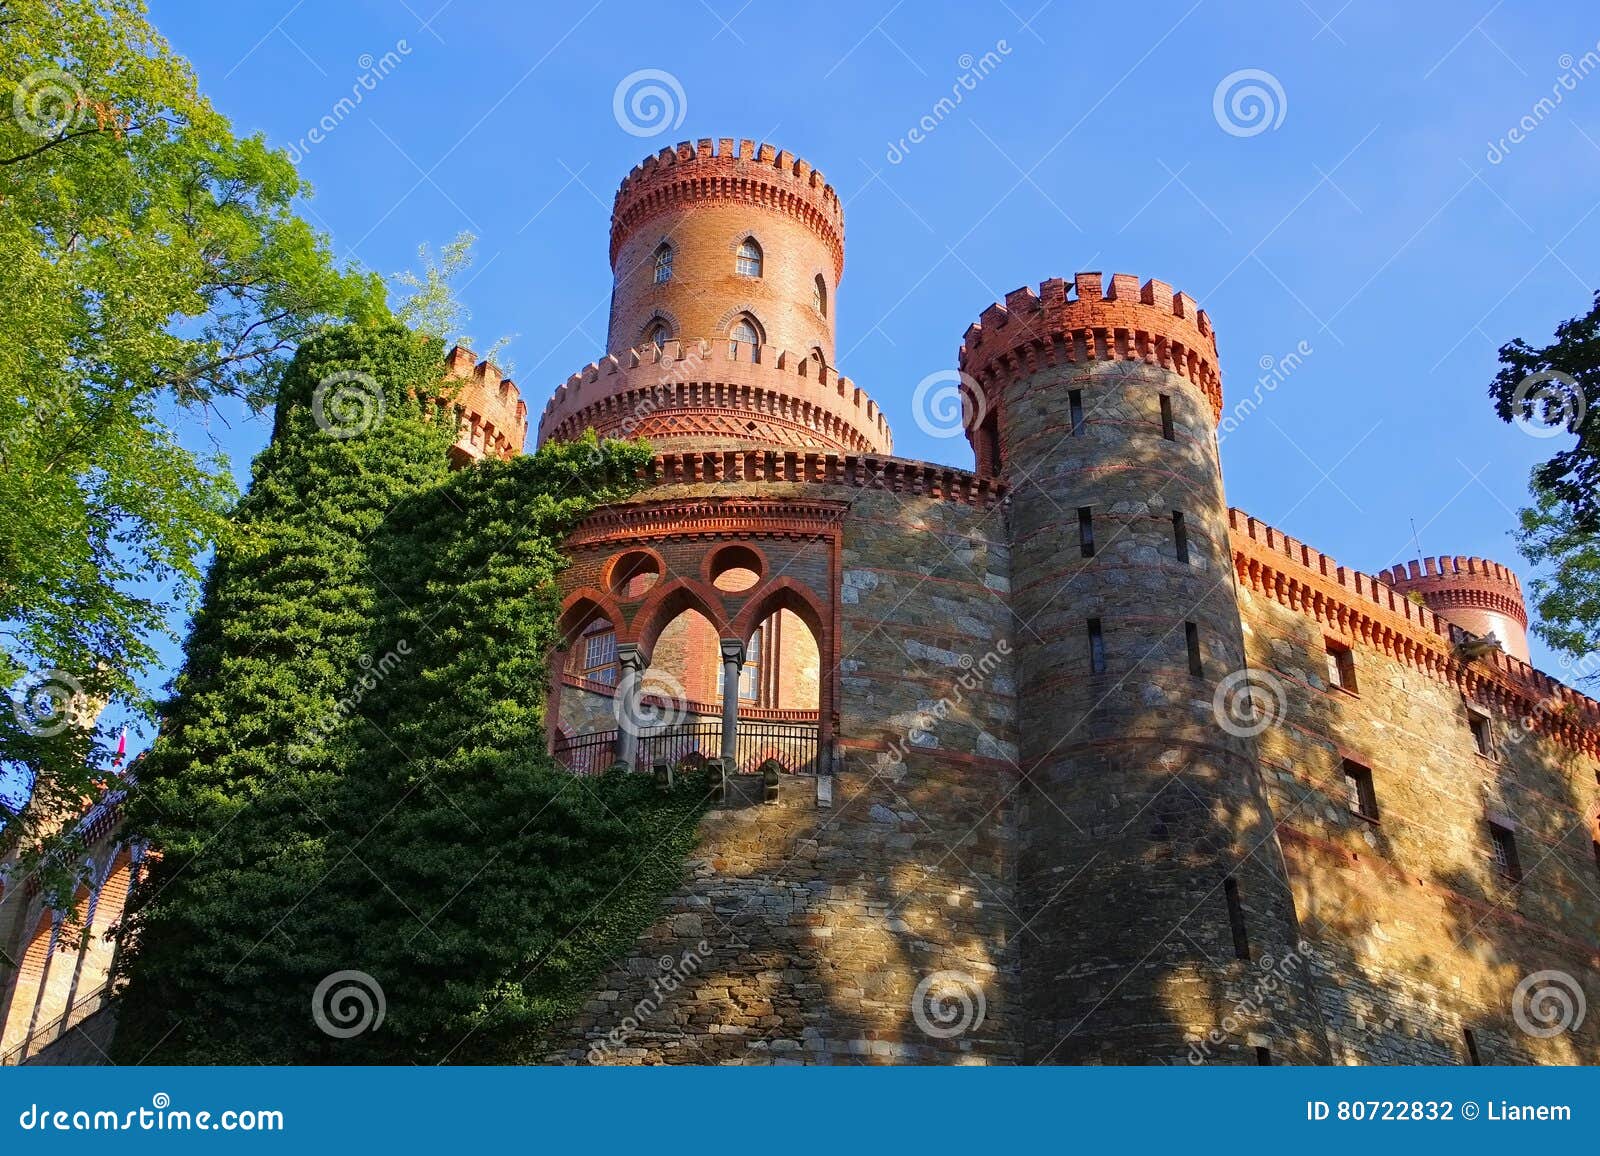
[610, 138, 845, 277]
[1378, 554, 1529, 661]
[1229, 510, 1587, 741]
[958, 272, 1222, 421]
[438, 344, 529, 463]
[1376, 555, 1524, 603]
[537, 338, 892, 455]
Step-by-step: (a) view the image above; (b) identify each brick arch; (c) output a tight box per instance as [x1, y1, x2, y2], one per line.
[557, 588, 625, 649]
[73, 847, 135, 1007]
[631, 577, 731, 652]
[1, 909, 55, 1054]
[635, 307, 680, 343]
[729, 575, 826, 644]
[714, 302, 767, 340]
[729, 575, 834, 764]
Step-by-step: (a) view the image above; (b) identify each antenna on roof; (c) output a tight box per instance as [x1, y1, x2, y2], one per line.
[1409, 517, 1423, 561]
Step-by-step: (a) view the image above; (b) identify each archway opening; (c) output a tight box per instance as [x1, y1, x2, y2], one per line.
[710, 544, 763, 592]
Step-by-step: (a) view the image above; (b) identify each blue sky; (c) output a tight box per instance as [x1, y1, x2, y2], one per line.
[132, 0, 1599, 709]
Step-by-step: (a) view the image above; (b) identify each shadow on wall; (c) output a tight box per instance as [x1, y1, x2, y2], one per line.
[1238, 566, 1600, 1067]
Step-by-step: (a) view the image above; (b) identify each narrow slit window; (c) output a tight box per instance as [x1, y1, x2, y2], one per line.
[1172, 510, 1190, 563]
[1088, 618, 1106, 675]
[1185, 622, 1203, 677]
[1159, 393, 1175, 440]
[1069, 389, 1086, 436]
[1592, 839, 1600, 881]
[1464, 1029, 1482, 1066]
[1224, 877, 1250, 960]
[1255, 1046, 1272, 1066]
[1078, 507, 1095, 558]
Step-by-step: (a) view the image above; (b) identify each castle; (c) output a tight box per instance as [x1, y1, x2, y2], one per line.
[4, 137, 1599, 1065]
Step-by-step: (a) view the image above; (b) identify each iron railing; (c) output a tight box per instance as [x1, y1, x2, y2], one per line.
[0, 981, 109, 1067]
[553, 720, 819, 776]
[552, 729, 620, 776]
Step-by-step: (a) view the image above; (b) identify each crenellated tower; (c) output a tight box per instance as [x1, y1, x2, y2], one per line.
[960, 272, 1329, 1064]
[1377, 555, 1531, 663]
[539, 139, 888, 456]
[439, 344, 529, 465]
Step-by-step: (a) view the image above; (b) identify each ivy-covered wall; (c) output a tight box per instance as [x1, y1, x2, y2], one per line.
[112, 323, 709, 1064]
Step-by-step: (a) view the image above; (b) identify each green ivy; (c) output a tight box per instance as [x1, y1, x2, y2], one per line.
[112, 323, 708, 1063]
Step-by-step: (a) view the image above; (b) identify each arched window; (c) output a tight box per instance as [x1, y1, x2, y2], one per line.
[652, 243, 673, 284]
[569, 619, 619, 685]
[645, 320, 672, 349]
[813, 274, 827, 317]
[809, 347, 825, 374]
[736, 237, 763, 278]
[729, 314, 763, 360]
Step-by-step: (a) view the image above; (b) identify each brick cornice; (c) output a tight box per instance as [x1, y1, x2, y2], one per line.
[569, 496, 849, 546]
[1229, 508, 1600, 757]
[958, 272, 1223, 422]
[626, 450, 1005, 509]
[610, 138, 844, 279]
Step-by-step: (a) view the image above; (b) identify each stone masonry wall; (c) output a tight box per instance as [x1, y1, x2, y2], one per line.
[1237, 580, 1600, 1065]
[546, 477, 1021, 1063]
[999, 353, 1328, 1065]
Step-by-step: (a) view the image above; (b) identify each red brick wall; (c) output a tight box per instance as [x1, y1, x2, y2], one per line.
[607, 140, 840, 364]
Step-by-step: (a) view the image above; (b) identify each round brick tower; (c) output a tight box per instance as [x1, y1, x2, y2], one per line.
[960, 273, 1328, 1064]
[1377, 556, 1531, 663]
[537, 139, 889, 456]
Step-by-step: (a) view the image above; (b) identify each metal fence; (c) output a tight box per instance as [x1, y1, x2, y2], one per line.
[554, 720, 819, 776]
[0, 981, 109, 1066]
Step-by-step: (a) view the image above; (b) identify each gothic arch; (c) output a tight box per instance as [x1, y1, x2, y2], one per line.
[632, 577, 731, 653]
[557, 588, 626, 650]
[729, 575, 827, 644]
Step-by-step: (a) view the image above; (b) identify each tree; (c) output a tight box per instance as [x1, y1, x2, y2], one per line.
[1515, 483, 1600, 684]
[112, 324, 692, 1064]
[0, 0, 382, 883]
[1490, 290, 1600, 532]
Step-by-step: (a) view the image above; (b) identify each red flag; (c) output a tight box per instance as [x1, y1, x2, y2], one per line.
[113, 727, 127, 768]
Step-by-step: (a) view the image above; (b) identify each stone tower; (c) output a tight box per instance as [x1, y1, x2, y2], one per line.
[1378, 556, 1531, 663]
[959, 274, 1330, 1063]
[539, 138, 889, 456]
